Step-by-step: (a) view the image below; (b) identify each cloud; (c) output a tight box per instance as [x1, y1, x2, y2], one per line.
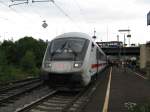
[3, 0, 143, 24]
[0, 0, 150, 44]
[136, 0, 150, 4]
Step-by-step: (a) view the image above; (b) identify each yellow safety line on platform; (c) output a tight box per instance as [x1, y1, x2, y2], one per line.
[102, 67, 112, 112]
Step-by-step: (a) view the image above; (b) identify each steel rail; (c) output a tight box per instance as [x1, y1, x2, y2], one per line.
[0, 82, 43, 104]
[0, 78, 40, 93]
[15, 90, 58, 112]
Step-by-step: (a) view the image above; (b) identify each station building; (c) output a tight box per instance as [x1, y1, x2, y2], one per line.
[140, 42, 150, 69]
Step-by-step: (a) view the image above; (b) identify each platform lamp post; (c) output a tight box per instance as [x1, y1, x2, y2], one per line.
[127, 33, 131, 47]
[117, 35, 119, 41]
[92, 28, 97, 40]
[118, 29, 131, 70]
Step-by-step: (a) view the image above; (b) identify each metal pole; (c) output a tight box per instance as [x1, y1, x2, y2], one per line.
[124, 34, 126, 71]
[128, 37, 130, 47]
[117, 35, 119, 41]
[118, 29, 131, 71]
[124, 33, 125, 47]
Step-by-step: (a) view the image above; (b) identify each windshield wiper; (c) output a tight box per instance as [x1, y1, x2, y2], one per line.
[68, 43, 77, 60]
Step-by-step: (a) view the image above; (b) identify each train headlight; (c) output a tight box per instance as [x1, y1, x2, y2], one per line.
[45, 63, 51, 68]
[74, 62, 82, 68]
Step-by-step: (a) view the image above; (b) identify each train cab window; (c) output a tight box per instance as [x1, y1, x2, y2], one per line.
[47, 37, 90, 61]
[50, 38, 86, 53]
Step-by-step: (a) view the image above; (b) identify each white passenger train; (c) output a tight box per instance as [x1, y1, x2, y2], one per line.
[41, 32, 107, 88]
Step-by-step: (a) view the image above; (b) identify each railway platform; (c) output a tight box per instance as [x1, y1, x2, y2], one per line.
[82, 66, 150, 112]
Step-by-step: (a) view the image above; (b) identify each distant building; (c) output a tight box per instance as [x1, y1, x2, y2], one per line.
[96, 41, 123, 48]
[140, 42, 150, 69]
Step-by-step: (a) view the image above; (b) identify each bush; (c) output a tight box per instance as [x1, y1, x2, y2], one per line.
[20, 51, 36, 71]
[0, 66, 23, 83]
[0, 65, 39, 84]
[0, 37, 46, 83]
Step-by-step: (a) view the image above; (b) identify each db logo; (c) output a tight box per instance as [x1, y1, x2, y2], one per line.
[56, 64, 64, 68]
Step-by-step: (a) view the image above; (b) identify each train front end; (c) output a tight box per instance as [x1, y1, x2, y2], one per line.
[41, 35, 89, 89]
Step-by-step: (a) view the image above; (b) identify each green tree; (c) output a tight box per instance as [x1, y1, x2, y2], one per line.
[0, 37, 47, 82]
[20, 51, 36, 71]
[15, 37, 47, 68]
[0, 49, 7, 67]
[0, 49, 10, 83]
[15, 37, 37, 64]
[0, 40, 17, 65]
[34, 39, 47, 67]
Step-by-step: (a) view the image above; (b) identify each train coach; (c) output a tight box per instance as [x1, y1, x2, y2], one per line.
[41, 32, 107, 89]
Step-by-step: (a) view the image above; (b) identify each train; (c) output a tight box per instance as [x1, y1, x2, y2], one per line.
[41, 32, 107, 89]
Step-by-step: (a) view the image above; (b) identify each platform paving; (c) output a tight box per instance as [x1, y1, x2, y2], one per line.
[82, 67, 150, 112]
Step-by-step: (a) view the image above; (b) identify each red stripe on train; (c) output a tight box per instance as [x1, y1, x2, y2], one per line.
[91, 63, 106, 69]
[91, 64, 102, 68]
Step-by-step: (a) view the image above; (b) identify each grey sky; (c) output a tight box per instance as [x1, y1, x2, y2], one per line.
[0, 0, 150, 45]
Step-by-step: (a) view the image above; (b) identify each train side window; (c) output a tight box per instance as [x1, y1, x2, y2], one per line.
[92, 42, 95, 47]
[91, 42, 95, 51]
[96, 48, 99, 59]
[100, 52, 102, 60]
[96, 49, 101, 60]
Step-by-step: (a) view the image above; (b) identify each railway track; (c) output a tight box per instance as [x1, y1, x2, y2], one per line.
[15, 80, 100, 112]
[0, 78, 40, 93]
[15, 90, 79, 112]
[0, 80, 43, 105]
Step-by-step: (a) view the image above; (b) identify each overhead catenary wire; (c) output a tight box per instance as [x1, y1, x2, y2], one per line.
[50, 0, 81, 30]
[32, 0, 53, 3]
[31, 0, 73, 21]
[53, 2, 74, 22]
[72, 0, 88, 24]
[11, 0, 28, 1]
[9, 0, 81, 30]
[9, 1, 28, 7]
[1, 0, 83, 34]
[0, 1, 19, 23]
[30, 0, 80, 30]
[72, 0, 94, 35]
[5, 0, 44, 26]
[25, 2, 46, 21]
[0, 1, 32, 23]
[0, 0, 43, 39]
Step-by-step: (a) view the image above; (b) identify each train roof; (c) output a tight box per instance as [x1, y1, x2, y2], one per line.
[54, 32, 98, 47]
[54, 32, 93, 41]
[51, 32, 106, 56]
